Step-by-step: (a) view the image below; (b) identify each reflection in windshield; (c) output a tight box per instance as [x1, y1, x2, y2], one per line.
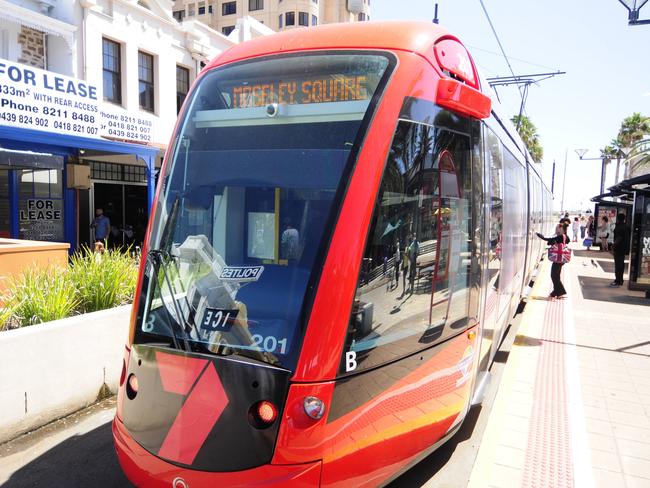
[342, 120, 473, 373]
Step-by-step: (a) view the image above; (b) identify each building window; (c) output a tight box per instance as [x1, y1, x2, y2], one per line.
[198, 5, 205, 14]
[312, 0, 317, 3]
[312, 14, 317, 25]
[279, 14, 283, 28]
[222, 25, 235, 35]
[90, 162, 146, 183]
[102, 38, 121, 104]
[172, 10, 185, 21]
[248, 0, 263, 11]
[176, 65, 190, 114]
[222, 1, 236, 15]
[188, 4, 195, 15]
[285, 11, 295, 25]
[358, 12, 366, 21]
[299, 11, 308, 26]
[138, 51, 154, 113]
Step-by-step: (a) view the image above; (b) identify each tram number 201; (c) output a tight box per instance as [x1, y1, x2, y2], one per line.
[251, 334, 288, 354]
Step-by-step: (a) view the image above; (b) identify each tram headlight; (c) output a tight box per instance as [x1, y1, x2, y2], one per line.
[303, 396, 326, 420]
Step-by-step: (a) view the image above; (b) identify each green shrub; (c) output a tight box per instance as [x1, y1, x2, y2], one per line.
[0, 305, 13, 331]
[6, 266, 80, 326]
[69, 246, 138, 313]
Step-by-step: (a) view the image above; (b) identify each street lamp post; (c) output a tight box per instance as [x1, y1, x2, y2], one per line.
[617, 0, 650, 25]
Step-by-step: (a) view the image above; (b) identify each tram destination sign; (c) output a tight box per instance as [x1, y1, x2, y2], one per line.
[230, 75, 371, 109]
[0, 58, 154, 144]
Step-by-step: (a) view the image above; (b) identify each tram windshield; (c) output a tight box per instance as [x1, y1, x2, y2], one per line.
[136, 53, 391, 369]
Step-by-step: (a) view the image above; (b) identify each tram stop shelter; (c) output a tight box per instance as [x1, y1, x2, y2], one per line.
[591, 173, 650, 297]
[0, 124, 159, 251]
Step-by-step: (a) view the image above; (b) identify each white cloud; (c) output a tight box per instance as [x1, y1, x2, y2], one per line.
[644, 92, 650, 97]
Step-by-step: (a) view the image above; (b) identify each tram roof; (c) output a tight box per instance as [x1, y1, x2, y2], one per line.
[206, 21, 453, 71]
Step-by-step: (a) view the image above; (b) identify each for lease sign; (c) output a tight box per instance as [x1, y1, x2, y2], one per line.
[0, 58, 155, 144]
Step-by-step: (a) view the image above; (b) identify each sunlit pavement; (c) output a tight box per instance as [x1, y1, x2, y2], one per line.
[1, 248, 649, 488]
[467, 248, 650, 488]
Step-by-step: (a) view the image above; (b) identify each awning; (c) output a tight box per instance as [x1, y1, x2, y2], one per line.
[608, 173, 650, 194]
[0, 147, 64, 170]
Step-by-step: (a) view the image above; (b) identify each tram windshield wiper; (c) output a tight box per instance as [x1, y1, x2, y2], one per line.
[145, 196, 202, 353]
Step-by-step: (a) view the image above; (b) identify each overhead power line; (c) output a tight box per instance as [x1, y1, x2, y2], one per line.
[477, 0, 521, 101]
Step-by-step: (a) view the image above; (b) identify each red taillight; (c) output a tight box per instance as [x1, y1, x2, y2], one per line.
[250, 400, 278, 428]
[126, 374, 139, 400]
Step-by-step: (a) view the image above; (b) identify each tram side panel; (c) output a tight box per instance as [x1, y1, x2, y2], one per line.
[274, 54, 486, 487]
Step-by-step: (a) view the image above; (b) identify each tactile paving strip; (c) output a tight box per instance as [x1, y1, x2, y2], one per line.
[521, 298, 574, 488]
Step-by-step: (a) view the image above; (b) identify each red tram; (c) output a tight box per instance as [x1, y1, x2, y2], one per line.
[113, 21, 552, 487]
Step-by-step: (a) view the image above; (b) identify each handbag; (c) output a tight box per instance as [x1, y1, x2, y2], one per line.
[548, 234, 572, 263]
[583, 237, 593, 247]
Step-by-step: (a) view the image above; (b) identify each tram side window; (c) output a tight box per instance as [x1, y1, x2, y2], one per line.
[339, 119, 473, 375]
[486, 129, 503, 293]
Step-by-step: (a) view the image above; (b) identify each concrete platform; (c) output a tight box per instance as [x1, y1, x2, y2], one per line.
[468, 247, 650, 488]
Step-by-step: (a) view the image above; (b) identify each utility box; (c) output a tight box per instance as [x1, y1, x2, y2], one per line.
[67, 164, 90, 189]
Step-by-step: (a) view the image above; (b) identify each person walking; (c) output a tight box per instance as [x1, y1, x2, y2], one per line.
[610, 213, 631, 287]
[90, 208, 111, 243]
[579, 214, 586, 239]
[536, 221, 570, 298]
[572, 217, 580, 242]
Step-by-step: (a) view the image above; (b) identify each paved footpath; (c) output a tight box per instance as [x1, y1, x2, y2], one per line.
[468, 247, 650, 488]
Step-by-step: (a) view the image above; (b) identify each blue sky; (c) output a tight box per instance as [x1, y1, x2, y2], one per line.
[371, 0, 650, 211]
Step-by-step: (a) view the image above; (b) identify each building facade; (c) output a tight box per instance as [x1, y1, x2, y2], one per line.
[0, 0, 269, 249]
[171, 0, 370, 35]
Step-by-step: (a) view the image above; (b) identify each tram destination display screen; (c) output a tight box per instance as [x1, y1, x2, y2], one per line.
[229, 74, 371, 108]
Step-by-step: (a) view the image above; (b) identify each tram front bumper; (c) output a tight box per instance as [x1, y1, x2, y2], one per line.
[112, 418, 322, 487]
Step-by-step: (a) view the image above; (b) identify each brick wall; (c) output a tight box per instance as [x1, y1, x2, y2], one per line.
[18, 26, 45, 69]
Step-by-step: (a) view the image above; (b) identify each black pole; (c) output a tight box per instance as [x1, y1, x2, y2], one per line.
[433, 3, 439, 24]
[551, 160, 556, 194]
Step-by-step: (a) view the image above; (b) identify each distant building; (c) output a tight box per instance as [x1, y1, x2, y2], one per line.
[171, 0, 370, 35]
[0, 0, 268, 248]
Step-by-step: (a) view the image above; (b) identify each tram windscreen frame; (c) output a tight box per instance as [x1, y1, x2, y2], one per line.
[134, 52, 394, 370]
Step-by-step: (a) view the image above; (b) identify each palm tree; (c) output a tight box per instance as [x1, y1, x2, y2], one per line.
[511, 115, 543, 163]
[617, 113, 650, 179]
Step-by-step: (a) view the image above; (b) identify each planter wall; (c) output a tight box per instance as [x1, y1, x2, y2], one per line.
[0, 305, 131, 444]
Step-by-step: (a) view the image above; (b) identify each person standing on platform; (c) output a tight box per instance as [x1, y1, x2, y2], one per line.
[536, 221, 570, 298]
[90, 208, 111, 243]
[572, 217, 580, 242]
[599, 215, 611, 252]
[610, 213, 631, 287]
[579, 214, 586, 239]
[586, 215, 595, 251]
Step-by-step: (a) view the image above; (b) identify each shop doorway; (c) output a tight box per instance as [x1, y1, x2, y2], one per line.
[91, 182, 147, 248]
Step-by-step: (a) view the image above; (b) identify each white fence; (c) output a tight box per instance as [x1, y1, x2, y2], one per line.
[0, 305, 131, 444]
